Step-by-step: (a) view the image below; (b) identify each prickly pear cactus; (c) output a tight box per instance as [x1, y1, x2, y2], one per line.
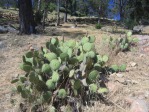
[12, 36, 110, 111]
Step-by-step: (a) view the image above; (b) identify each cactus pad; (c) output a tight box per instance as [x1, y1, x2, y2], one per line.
[58, 89, 67, 99]
[89, 84, 97, 93]
[83, 42, 92, 52]
[44, 53, 57, 62]
[52, 71, 59, 82]
[46, 80, 55, 90]
[88, 70, 99, 81]
[42, 64, 51, 73]
[50, 59, 61, 70]
[81, 37, 89, 45]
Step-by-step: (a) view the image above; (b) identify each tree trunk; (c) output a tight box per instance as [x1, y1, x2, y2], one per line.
[64, 0, 68, 23]
[42, 0, 49, 29]
[98, 6, 101, 24]
[18, 0, 36, 34]
[37, 0, 41, 11]
[56, 0, 60, 26]
[119, 0, 125, 21]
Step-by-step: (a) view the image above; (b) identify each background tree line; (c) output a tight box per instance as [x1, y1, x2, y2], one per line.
[0, 0, 149, 34]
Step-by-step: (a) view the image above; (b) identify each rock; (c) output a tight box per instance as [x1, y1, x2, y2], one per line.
[133, 25, 144, 34]
[142, 26, 149, 34]
[131, 100, 149, 112]
[101, 26, 113, 32]
[116, 73, 124, 78]
[106, 82, 120, 92]
[0, 41, 6, 49]
[129, 62, 137, 67]
[125, 97, 149, 112]
[0, 26, 8, 33]
[0, 25, 18, 33]
[6, 25, 18, 33]
[70, 24, 77, 28]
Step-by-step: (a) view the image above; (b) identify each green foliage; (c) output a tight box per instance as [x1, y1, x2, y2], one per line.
[12, 36, 112, 111]
[48, 3, 56, 12]
[124, 19, 138, 29]
[95, 23, 102, 29]
[104, 31, 138, 52]
[111, 64, 126, 72]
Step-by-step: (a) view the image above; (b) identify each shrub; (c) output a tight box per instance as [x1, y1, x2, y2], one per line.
[124, 19, 138, 29]
[48, 3, 56, 12]
[103, 31, 138, 52]
[95, 23, 102, 29]
[11, 36, 114, 111]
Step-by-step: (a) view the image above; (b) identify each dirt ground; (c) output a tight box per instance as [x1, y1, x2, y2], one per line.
[0, 23, 149, 112]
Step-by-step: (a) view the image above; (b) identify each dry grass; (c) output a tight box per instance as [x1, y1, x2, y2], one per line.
[0, 23, 149, 112]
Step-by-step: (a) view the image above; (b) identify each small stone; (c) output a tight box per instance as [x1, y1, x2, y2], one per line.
[131, 80, 139, 84]
[131, 99, 149, 112]
[116, 73, 124, 78]
[106, 82, 119, 92]
[140, 54, 145, 58]
[125, 97, 149, 112]
[130, 62, 137, 67]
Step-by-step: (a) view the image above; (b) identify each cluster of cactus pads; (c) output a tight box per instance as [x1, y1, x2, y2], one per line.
[105, 31, 138, 52]
[12, 36, 109, 111]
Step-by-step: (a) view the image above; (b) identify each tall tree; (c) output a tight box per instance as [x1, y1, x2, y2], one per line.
[56, 0, 60, 26]
[113, 0, 128, 20]
[64, 0, 68, 22]
[42, 0, 50, 28]
[37, 0, 41, 11]
[18, 0, 36, 34]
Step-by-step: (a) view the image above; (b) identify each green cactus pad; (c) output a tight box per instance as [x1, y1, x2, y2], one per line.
[111, 64, 119, 72]
[69, 69, 75, 78]
[52, 71, 59, 82]
[98, 87, 109, 93]
[102, 55, 109, 62]
[50, 59, 61, 70]
[29, 71, 39, 83]
[89, 84, 97, 93]
[60, 53, 69, 61]
[44, 53, 57, 62]
[77, 53, 84, 62]
[41, 64, 51, 73]
[83, 42, 92, 52]
[58, 89, 67, 99]
[127, 31, 132, 37]
[50, 38, 58, 45]
[49, 106, 56, 112]
[74, 80, 81, 90]
[96, 55, 102, 62]
[67, 48, 73, 58]
[132, 38, 139, 43]
[17, 85, 22, 93]
[87, 51, 95, 58]
[60, 46, 69, 53]
[68, 58, 79, 64]
[26, 51, 33, 58]
[43, 91, 52, 101]
[46, 80, 55, 90]
[124, 43, 128, 49]
[88, 70, 99, 81]
[67, 40, 76, 48]
[89, 36, 96, 43]
[81, 37, 89, 45]
[94, 63, 102, 71]
[119, 64, 126, 72]
[49, 44, 57, 53]
[20, 63, 32, 72]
